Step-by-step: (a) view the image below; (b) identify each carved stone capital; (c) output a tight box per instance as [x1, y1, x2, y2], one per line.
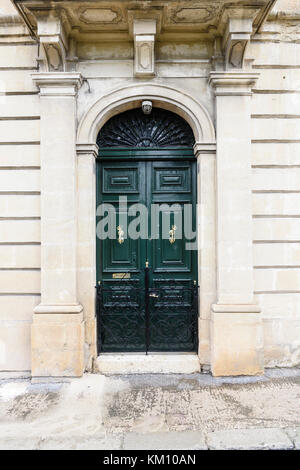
[76, 143, 99, 159]
[193, 142, 216, 157]
[133, 19, 156, 78]
[31, 72, 83, 97]
[209, 71, 260, 96]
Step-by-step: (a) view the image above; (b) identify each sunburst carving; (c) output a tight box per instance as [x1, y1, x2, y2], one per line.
[97, 108, 195, 148]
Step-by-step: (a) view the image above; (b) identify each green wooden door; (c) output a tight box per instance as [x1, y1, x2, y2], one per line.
[96, 150, 198, 352]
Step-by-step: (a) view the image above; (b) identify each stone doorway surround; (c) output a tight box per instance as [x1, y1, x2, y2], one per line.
[21, 1, 274, 378]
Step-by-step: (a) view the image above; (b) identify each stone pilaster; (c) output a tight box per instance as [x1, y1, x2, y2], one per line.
[194, 143, 217, 366]
[76, 143, 98, 371]
[208, 72, 264, 376]
[31, 72, 84, 377]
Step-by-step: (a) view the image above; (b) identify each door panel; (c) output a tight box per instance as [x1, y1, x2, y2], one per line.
[97, 153, 198, 352]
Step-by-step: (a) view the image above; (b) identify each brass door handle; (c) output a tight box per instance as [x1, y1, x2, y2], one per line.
[117, 225, 124, 244]
[169, 225, 177, 244]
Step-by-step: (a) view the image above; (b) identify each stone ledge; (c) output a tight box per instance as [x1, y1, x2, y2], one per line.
[95, 353, 200, 375]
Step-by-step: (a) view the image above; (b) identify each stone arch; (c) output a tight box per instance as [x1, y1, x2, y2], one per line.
[77, 82, 215, 145]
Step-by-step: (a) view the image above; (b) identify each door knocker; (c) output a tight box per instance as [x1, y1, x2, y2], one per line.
[169, 225, 177, 244]
[117, 225, 124, 244]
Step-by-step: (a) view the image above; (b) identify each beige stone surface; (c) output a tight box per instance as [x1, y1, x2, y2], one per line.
[250, 42, 300, 66]
[0, 2, 300, 375]
[253, 193, 300, 216]
[0, 121, 40, 143]
[0, 295, 40, 322]
[31, 314, 84, 377]
[0, 145, 40, 167]
[96, 354, 200, 375]
[0, 95, 40, 117]
[0, 245, 40, 268]
[0, 220, 40, 243]
[0, 322, 31, 371]
[0, 70, 37, 93]
[0, 270, 40, 294]
[252, 93, 300, 115]
[0, 45, 38, 68]
[255, 268, 300, 292]
[211, 312, 264, 376]
[254, 243, 300, 266]
[253, 168, 300, 191]
[255, 292, 300, 317]
[0, 169, 40, 192]
[254, 218, 300, 241]
[255, 69, 300, 91]
[252, 119, 300, 141]
[0, 195, 40, 217]
[252, 143, 300, 165]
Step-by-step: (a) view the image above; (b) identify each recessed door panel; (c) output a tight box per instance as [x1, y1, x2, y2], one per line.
[102, 166, 139, 193]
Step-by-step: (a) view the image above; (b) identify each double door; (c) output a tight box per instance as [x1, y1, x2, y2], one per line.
[97, 154, 198, 352]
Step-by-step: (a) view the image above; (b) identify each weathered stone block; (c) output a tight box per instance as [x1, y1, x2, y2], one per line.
[31, 313, 84, 377]
[210, 311, 264, 376]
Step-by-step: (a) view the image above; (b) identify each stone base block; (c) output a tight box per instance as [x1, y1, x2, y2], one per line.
[96, 353, 200, 375]
[210, 306, 264, 376]
[31, 311, 84, 377]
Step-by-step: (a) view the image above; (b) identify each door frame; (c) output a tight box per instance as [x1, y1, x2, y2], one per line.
[76, 83, 217, 371]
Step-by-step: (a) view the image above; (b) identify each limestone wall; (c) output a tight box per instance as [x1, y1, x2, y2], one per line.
[250, 13, 300, 367]
[0, 1, 40, 372]
[0, 0, 299, 372]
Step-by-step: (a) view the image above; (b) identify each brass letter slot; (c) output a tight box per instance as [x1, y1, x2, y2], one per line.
[112, 273, 130, 279]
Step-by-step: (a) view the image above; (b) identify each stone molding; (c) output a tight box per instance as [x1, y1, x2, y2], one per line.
[76, 143, 99, 159]
[34, 304, 83, 314]
[193, 142, 216, 156]
[77, 82, 216, 144]
[209, 71, 260, 96]
[31, 72, 83, 96]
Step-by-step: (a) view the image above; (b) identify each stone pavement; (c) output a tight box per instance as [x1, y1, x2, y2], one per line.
[0, 368, 300, 450]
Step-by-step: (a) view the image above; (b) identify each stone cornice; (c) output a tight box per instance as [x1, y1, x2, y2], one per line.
[13, 1, 275, 43]
[76, 143, 99, 159]
[31, 72, 83, 96]
[209, 71, 260, 96]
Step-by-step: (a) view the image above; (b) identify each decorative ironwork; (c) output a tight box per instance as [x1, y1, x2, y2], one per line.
[97, 107, 195, 148]
[96, 267, 198, 353]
